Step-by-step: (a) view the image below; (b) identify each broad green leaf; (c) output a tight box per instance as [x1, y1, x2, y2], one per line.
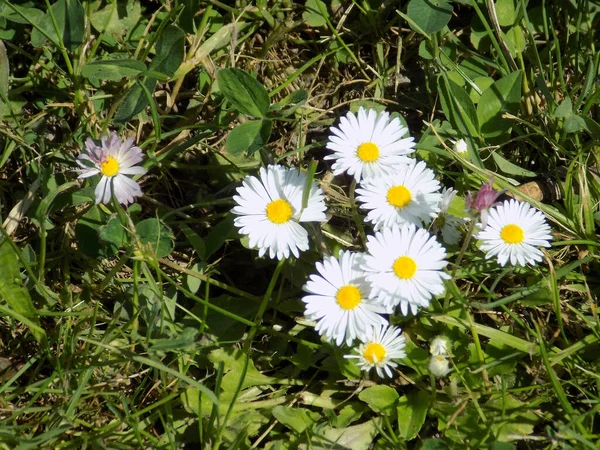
[302, 419, 380, 450]
[438, 76, 479, 137]
[31, 0, 85, 50]
[1, 5, 45, 25]
[553, 97, 572, 118]
[225, 119, 272, 157]
[81, 59, 147, 82]
[114, 81, 151, 123]
[151, 25, 185, 78]
[217, 68, 270, 118]
[149, 328, 198, 352]
[272, 406, 319, 434]
[114, 25, 184, 122]
[490, 443, 516, 450]
[99, 217, 127, 256]
[491, 152, 536, 177]
[581, 116, 600, 140]
[204, 214, 235, 259]
[421, 439, 450, 450]
[563, 114, 585, 133]
[468, 76, 494, 103]
[135, 218, 174, 259]
[74, 204, 105, 259]
[180, 223, 206, 259]
[358, 385, 399, 415]
[503, 26, 526, 56]
[209, 348, 273, 391]
[303, 0, 328, 27]
[397, 391, 430, 440]
[406, 0, 453, 35]
[495, 0, 516, 26]
[0, 239, 44, 342]
[477, 71, 522, 138]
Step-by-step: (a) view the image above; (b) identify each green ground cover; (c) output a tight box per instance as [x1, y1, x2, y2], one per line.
[0, 0, 599, 448]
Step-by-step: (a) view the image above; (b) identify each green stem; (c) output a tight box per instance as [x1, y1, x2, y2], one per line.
[213, 259, 285, 450]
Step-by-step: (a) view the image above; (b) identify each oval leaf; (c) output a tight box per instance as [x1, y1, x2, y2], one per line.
[136, 218, 174, 259]
[81, 59, 147, 82]
[437, 76, 480, 137]
[407, 0, 453, 35]
[217, 68, 270, 118]
[397, 390, 430, 440]
[358, 385, 399, 415]
[477, 71, 522, 138]
[0, 239, 44, 342]
[225, 119, 272, 157]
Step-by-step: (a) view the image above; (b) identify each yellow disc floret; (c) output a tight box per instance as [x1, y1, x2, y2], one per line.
[393, 256, 417, 279]
[357, 142, 379, 162]
[363, 343, 386, 363]
[100, 156, 120, 177]
[500, 224, 524, 244]
[266, 199, 293, 224]
[335, 285, 362, 310]
[387, 185, 412, 208]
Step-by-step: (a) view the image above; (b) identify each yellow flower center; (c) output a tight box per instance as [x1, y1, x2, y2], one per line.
[266, 199, 293, 224]
[500, 224, 524, 244]
[363, 343, 386, 364]
[387, 185, 412, 208]
[435, 355, 445, 362]
[393, 256, 417, 279]
[100, 157, 120, 177]
[335, 285, 362, 310]
[357, 142, 379, 162]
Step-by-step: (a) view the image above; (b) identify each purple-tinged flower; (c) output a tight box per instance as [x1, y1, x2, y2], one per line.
[77, 132, 146, 205]
[466, 180, 503, 227]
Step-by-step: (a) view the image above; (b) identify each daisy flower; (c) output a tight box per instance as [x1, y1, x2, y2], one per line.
[77, 132, 146, 205]
[355, 161, 442, 230]
[325, 107, 415, 182]
[452, 138, 468, 155]
[302, 251, 388, 346]
[345, 324, 406, 378]
[476, 199, 552, 267]
[433, 187, 465, 245]
[430, 335, 451, 357]
[232, 165, 327, 260]
[429, 355, 451, 378]
[363, 225, 450, 314]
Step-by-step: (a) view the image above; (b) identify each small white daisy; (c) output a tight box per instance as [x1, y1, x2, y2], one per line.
[355, 161, 442, 230]
[232, 165, 327, 260]
[429, 355, 451, 378]
[363, 225, 450, 314]
[453, 138, 468, 154]
[345, 324, 406, 378]
[302, 251, 388, 346]
[325, 107, 415, 182]
[430, 335, 451, 357]
[433, 187, 465, 245]
[477, 199, 552, 266]
[77, 132, 146, 205]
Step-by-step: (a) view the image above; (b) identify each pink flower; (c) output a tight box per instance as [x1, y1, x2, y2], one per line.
[466, 180, 502, 212]
[466, 180, 503, 227]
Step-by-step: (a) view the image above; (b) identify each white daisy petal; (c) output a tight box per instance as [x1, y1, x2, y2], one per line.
[76, 131, 146, 205]
[344, 324, 406, 378]
[325, 107, 415, 182]
[476, 199, 552, 267]
[356, 161, 442, 230]
[302, 250, 388, 347]
[363, 225, 449, 313]
[232, 165, 327, 261]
